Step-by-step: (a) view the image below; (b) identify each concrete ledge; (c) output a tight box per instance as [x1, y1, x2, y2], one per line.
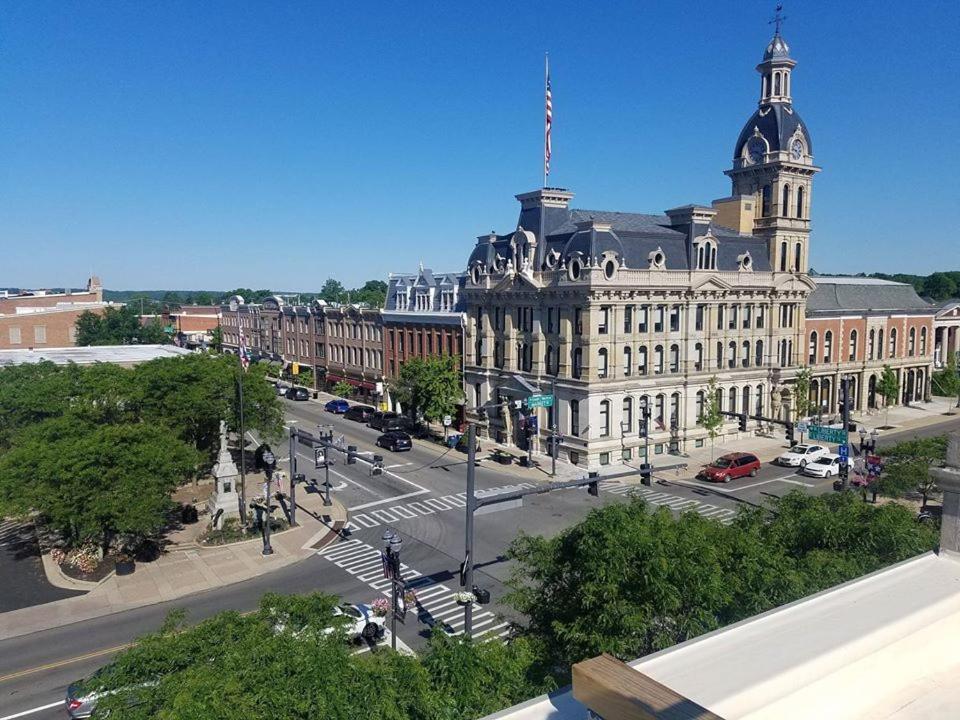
[40, 552, 111, 591]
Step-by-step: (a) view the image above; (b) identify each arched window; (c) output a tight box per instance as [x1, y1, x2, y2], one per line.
[794, 242, 802, 272]
[755, 384, 764, 417]
[889, 328, 897, 357]
[622, 397, 633, 432]
[755, 339, 764, 366]
[598, 348, 609, 378]
[716, 340, 724, 369]
[654, 345, 664, 374]
[715, 386, 724, 412]
[638, 345, 648, 375]
[670, 392, 681, 427]
[848, 329, 858, 362]
[570, 399, 580, 436]
[694, 342, 704, 371]
[796, 186, 805, 218]
[920, 327, 928, 355]
[655, 394, 666, 431]
[742, 340, 750, 367]
[669, 344, 680, 373]
[728, 386, 738, 413]
[774, 72, 781, 96]
[572, 347, 583, 378]
[599, 400, 611, 437]
[779, 242, 788, 272]
[909, 327, 916, 357]
[782, 184, 791, 216]
[868, 329, 875, 360]
[877, 329, 884, 359]
[742, 386, 751, 418]
[728, 340, 737, 369]
[824, 331, 833, 363]
[623, 346, 632, 376]
[762, 185, 772, 216]
[696, 390, 706, 421]
[809, 331, 818, 364]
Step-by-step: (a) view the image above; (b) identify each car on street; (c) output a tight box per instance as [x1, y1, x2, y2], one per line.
[275, 383, 289, 396]
[66, 676, 153, 718]
[777, 443, 829, 468]
[376, 430, 412, 452]
[344, 404, 375, 423]
[697, 452, 761, 483]
[324, 399, 350, 413]
[369, 410, 409, 431]
[330, 602, 387, 643]
[285, 387, 310, 401]
[801, 453, 845, 478]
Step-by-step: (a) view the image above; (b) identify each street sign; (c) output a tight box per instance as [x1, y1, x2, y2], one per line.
[526, 394, 554, 409]
[808, 424, 847, 444]
[838, 443, 849, 460]
[442, 415, 452, 427]
[796, 421, 809, 434]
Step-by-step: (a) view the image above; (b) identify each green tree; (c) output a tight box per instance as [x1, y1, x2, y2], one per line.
[793, 366, 814, 419]
[332, 380, 353, 399]
[75, 305, 170, 346]
[922, 272, 957, 302]
[874, 435, 947, 506]
[193, 291, 214, 305]
[391, 355, 462, 423]
[320, 278, 346, 303]
[505, 491, 936, 679]
[0, 417, 199, 548]
[86, 592, 551, 719]
[352, 279, 388, 308]
[699, 376, 723, 460]
[932, 351, 960, 398]
[877, 365, 900, 425]
[293, 366, 314, 388]
[208, 326, 223, 353]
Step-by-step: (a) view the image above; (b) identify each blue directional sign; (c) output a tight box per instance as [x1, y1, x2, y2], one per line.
[838, 444, 849, 460]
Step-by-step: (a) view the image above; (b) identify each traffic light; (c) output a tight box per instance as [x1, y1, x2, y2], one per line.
[347, 444, 357, 464]
[587, 470, 599, 496]
[785, 422, 795, 445]
[639, 462, 653, 486]
[738, 413, 748, 432]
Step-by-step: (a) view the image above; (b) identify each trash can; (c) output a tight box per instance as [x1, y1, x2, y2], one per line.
[447, 433, 461, 449]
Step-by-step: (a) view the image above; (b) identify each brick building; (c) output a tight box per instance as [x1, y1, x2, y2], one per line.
[166, 305, 222, 349]
[0, 277, 111, 350]
[382, 268, 466, 410]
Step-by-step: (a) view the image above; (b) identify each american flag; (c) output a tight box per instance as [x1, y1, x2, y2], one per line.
[238, 322, 250, 371]
[544, 56, 552, 178]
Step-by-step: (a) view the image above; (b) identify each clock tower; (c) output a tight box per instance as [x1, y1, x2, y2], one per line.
[726, 25, 820, 274]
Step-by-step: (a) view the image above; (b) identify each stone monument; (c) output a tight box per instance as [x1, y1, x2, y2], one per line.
[208, 420, 240, 527]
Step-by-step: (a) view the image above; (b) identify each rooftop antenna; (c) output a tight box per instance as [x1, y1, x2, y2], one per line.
[769, 3, 786, 36]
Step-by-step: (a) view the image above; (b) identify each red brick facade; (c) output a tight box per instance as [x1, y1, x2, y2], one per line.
[0, 278, 107, 350]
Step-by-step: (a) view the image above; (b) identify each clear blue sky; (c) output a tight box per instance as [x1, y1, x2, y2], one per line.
[2, 1, 957, 291]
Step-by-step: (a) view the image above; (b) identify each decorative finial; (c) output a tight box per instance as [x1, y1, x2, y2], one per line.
[769, 3, 786, 36]
[419, 260, 424, 272]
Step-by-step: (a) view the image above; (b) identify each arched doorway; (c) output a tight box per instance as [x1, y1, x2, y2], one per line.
[820, 377, 832, 418]
[868, 375, 877, 409]
[915, 368, 925, 402]
[810, 379, 820, 415]
[904, 370, 915, 404]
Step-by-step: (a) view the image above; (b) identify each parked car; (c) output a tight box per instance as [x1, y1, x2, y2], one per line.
[801, 453, 844, 478]
[344, 404, 375, 423]
[324, 399, 350, 413]
[285, 387, 310, 401]
[376, 430, 412, 452]
[777, 444, 829, 468]
[697, 452, 761, 483]
[66, 676, 154, 719]
[369, 410, 399, 430]
[275, 383, 288, 396]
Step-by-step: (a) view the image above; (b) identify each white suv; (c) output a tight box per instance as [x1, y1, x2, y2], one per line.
[777, 444, 829, 468]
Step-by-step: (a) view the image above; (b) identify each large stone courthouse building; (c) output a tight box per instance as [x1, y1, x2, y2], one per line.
[462, 29, 935, 469]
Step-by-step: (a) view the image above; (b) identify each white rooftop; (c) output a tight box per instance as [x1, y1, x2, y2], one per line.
[484, 551, 960, 720]
[812, 276, 906, 286]
[0, 345, 192, 367]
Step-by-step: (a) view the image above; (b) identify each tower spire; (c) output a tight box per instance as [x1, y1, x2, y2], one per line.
[769, 3, 787, 36]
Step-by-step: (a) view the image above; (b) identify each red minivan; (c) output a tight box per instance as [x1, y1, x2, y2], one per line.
[697, 452, 761, 483]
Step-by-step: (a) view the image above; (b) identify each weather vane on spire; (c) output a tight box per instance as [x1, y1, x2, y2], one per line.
[769, 4, 786, 35]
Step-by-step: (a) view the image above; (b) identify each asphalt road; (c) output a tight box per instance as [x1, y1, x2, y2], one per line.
[3, 401, 958, 720]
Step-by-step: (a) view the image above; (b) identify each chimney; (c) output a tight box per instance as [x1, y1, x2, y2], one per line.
[933, 434, 960, 556]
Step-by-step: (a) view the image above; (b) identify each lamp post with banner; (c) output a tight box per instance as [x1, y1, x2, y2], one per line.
[381, 528, 404, 651]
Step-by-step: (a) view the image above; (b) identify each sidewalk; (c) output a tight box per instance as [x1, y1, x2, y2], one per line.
[0, 485, 347, 640]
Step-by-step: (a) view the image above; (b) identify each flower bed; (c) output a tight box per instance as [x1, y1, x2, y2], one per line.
[52, 546, 117, 583]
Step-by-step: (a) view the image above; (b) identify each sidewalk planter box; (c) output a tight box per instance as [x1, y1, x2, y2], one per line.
[115, 557, 136, 576]
[492, 450, 513, 466]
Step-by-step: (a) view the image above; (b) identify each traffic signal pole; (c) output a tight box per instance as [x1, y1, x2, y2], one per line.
[463, 423, 476, 637]
[288, 426, 297, 526]
[840, 376, 851, 491]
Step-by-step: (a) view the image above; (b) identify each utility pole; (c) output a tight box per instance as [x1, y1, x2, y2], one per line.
[463, 422, 477, 637]
[261, 449, 276, 555]
[288, 426, 297, 526]
[381, 528, 403, 651]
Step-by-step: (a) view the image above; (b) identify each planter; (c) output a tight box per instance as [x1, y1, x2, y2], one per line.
[493, 452, 513, 466]
[115, 558, 136, 576]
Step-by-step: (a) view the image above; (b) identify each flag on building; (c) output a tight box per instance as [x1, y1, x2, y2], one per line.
[544, 55, 552, 179]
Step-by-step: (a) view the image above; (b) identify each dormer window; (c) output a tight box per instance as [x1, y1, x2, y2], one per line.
[694, 238, 717, 270]
[737, 252, 753, 271]
[648, 247, 666, 270]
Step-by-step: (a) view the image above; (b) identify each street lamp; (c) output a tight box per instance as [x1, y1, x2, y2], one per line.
[261, 449, 276, 556]
[381, 528, 403, 651]
[859, 427, 867, 454]
[869, 429, 879, 453]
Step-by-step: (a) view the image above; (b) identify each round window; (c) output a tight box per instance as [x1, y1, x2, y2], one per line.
[470, 264, 482, 284]
[742, 255, 752, 270]
[568, 258, 582, 281]
[603, 259, 617, 279]
[653, 252, 664, 267]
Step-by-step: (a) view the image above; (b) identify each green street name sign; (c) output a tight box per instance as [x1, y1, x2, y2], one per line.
[808, 425, 847, 444]
[526, 394, 554, 409]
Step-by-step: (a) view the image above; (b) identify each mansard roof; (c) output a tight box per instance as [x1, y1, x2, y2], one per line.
[807, 277, 934, 316]
[385, 268, 466, 312]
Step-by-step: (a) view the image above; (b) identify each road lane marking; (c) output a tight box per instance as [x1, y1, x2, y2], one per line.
[603, 481, 736, 524]
[0, 642, 132, 685]
[724, 476, 814, 492]
[0, 700, 65, 720]
[349, 490, 429, 511]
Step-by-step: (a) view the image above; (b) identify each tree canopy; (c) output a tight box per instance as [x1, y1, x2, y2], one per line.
[391, 355, 462, 423]
[506, 491, 937, 678]
[872, 435, 947, 505]
[89, 592, 552, 719]
[76, 305, 169, 346]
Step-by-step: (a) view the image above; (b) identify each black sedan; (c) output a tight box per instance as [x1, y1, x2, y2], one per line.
[285, 387, 310, 401]
[376, 431, 412, 452]
[344, 404, 375, 423]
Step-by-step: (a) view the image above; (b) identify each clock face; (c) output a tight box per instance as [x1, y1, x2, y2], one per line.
[791, 139, 804, 160]
[747, 137, 766, 163]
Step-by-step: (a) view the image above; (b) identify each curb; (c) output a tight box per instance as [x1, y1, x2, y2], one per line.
[41, 552, 114, 591]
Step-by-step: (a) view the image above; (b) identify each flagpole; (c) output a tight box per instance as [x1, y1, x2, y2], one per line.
[543, 52, 549, 189]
